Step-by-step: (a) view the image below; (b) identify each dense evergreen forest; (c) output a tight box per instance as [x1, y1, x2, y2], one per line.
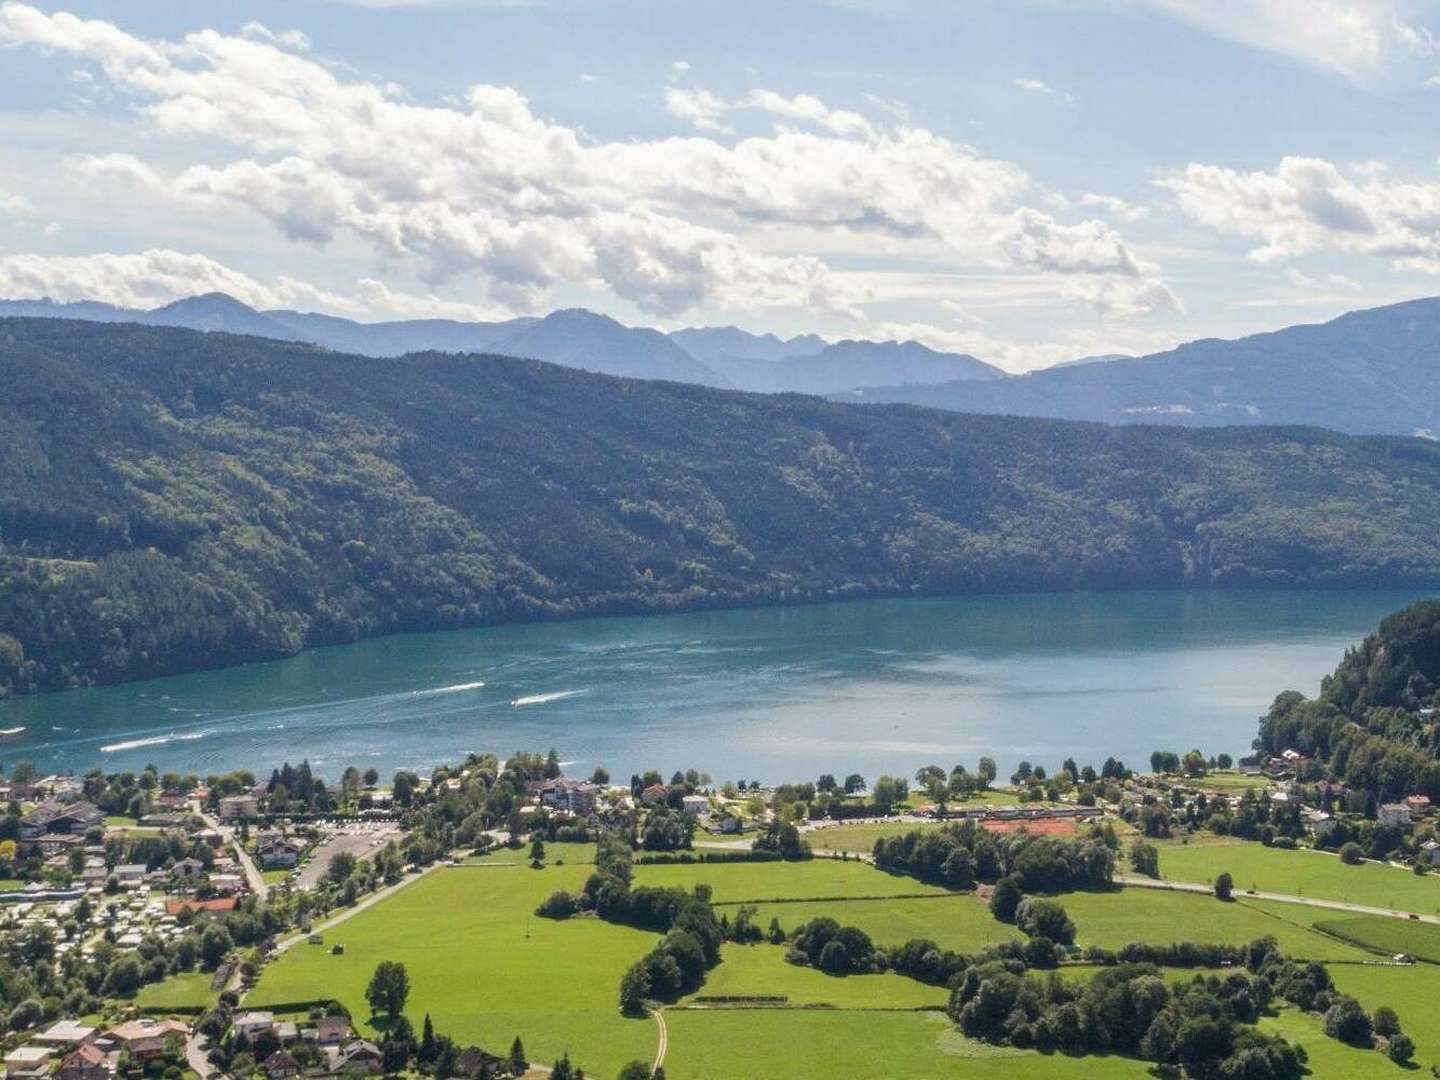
[5, 317, 1440, 697]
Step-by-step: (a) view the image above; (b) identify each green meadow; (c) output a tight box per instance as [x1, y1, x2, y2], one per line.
[1154, 838, 1440, 912]
[1060, 889, 1373, 960]
[660, 1010, 1148, 1080]
[134, 970, 217, 1010]
[691, 942, 948, 1009]
[249, 861, 657, 1077]
[742, 894, 1024, 954]
[631, 857, 951, 902]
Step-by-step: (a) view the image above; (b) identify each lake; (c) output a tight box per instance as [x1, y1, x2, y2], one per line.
[0, 589, 1423, 783]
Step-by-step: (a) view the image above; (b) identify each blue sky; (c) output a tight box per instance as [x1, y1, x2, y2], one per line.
[2, 0, 1440, 369]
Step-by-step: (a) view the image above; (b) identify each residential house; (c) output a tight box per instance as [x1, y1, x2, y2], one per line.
[539, 780, 598, 816]
[105, 1020, 187, 1060]
[55, 1044, 107, 1080]
[1422, 840, 1440, 866]
[640, 783, 668, 805]
[325, 1041, 382, 1075]
[5, 1047, 53, 1079]
[217, 795, 259, 823]
[81, 858, 108, 888]
[256, 833, 304, 870]
[681, 794, 709, 815]
[1302, 810, 1337, 840]
[311, 1017, 350, 1046]
[20, 801, 103, 841]
[171, 857, 205, 880]
[1406, 795, 1432, 817]
[113, 864, 147, 888]
[264, 1051, 299, 1080]
[1378, 803, 1414, 829]
[36, 1022, 96, 1050]
[232, 1012, 276, 1041]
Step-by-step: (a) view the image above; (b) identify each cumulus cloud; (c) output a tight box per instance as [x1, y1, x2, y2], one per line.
[1159, 155, 1440, 271]
[1132, 0, 1433, 81]
[0, 246, 512, 320]
[0, 3, 1173, 319]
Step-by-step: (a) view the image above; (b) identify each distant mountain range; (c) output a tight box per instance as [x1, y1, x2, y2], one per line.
[838, 299, 1440, 436]
[0, 293, 1000, 395]
[7, 292, 1440, 435]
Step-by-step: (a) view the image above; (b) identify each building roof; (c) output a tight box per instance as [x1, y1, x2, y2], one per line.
[5, 1048, 53, 1066]
[38, 1021, 95, 1043]
[165, 897, 237, 916]
[60, 1044, 105, 1068]
[107, 1019, 188, 1044]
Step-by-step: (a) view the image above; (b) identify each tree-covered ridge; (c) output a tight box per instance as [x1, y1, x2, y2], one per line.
[1259, 600, 1440, 806]
[5, 317, 1440, 696]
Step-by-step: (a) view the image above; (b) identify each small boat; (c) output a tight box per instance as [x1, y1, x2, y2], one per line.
[0, 727, 25, 736]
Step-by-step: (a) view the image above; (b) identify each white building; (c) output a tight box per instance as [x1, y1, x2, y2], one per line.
[1378, 803, 1413, 829]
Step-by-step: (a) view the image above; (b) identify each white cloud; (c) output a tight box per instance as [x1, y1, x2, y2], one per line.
[1078, 192, 1149, 223]
[578, 73, 598, 83]
[662, 86, 732, 132]
[1159, 155, 1440, 271]
[0, 4, 1173, 320]
[1014, 77, 1075, 104]
[0, 246, 512, 320]
[240, 21, 310, 51]
[1132, 0, 1433, 81]
[0, 185, 33, 216]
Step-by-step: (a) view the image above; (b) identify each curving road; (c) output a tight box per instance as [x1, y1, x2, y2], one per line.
[650, 1007, 668, 1075]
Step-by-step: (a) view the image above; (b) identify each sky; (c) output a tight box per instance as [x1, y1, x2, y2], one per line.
[2, 1, 1440, 370]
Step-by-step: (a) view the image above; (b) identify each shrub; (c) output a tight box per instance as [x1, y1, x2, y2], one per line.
[1338, 843, 1364, 865]
[990, 876, 1023, 923]
[1387, 1032, 1415, 1064]
[1214, 872, 1233, 901]
[1015, 898, 1076, 946]
[536, 891, 578, 919]
[1321, 996, 1372, 1045]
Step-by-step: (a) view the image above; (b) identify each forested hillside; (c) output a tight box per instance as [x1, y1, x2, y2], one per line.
[5, 317, 1440, 697]
[1258, 601, 1440, 806]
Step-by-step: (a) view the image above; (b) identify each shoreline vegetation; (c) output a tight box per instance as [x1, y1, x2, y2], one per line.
[8, 319, 1440, 698]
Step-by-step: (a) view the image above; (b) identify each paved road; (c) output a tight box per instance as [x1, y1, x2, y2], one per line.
[184, 1033, 213, 1079]
[1115, 874, 1440, 925]
[197, 808, 268, 901]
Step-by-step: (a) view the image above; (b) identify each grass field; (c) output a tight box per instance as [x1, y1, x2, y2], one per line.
[134, 971, 216, 1010]
[1059, 889, 1373, 960]
[1154, 839, 1440, 912]
[1311, 915, 1440, 962]
[1330, 962, 1440, 1067]
[1259, 1004, 1405, 1076]
[249, 863, 656, 1076]
[660, 1010, 1148, 1079]
[632, 858, 951, 903]
[691, 942, 948, 1009]
[469, 841, 597, 866]
[744, 895, 1024, 954]
[804, 822, 949, 855]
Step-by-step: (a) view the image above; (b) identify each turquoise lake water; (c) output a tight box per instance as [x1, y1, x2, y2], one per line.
[0, 589, 1423, 783]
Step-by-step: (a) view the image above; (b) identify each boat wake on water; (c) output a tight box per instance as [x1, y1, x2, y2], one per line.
[412, 680, 487, 696]
[510, 689, 587, 707]
[101, 730, 209, 753]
